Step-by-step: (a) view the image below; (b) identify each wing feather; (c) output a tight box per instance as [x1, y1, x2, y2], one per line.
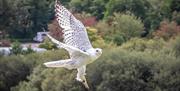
[46, 34, 89, 57]
[55, 1, 92, 51]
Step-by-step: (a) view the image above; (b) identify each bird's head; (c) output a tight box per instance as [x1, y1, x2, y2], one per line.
[94, 48, 102, 57]
[86, 48, 102, 60]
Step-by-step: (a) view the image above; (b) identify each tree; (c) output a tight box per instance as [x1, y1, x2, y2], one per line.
[0, 0, 55, 39]
[69, 0, 108, 20]
[109, 13, 144, 45]
[153, 20, 180, 40]
[23, 0, 54, 38]
[105, 0, 151, 19]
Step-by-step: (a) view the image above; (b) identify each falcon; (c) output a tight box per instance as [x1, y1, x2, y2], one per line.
[44, 0, 102, 89]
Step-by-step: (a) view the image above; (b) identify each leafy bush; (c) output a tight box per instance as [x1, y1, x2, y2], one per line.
[120, 38, 165, 52]
[111, 13, 144, 40]
[11, 47, 180, 91]
[95, 13, 144, 45]
[167, 35, 180, 57]
[0, 56, 30, 91]
[0, 50, 68, 91]
[69, 0, 107, 19]
[172, 11, 180, 25]
[95, 20, 113, 41]
[87, 27, 105, 47]
[153, 20, 180, 40]
[10, 41, 34, 55]
[92, 48, 180, 91]
[105, 0, 151, 19]
[24, 46, 35, 54]
[113, 34, 126, 46]
[86, 27, 115, 48]
[39, 38, 57, 50]
[10, 41, 23, 55]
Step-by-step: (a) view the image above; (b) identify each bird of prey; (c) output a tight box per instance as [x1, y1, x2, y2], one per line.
[44, 0, 102, 89]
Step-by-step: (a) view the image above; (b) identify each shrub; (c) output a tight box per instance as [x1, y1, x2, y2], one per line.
[11, 47, 180, 91]
[153, 20, 180, 40]
[167, 35, 180, 57]
[10, 41, 23, 55]
[10, 41, 34, 55]
[95, 13, 144, 45]
[111, 13, 144, 40]
[95, 20, 113, 41]
[23, 45, 35, 55]
[86, 27, 114, 48]
[120, 38, 165, 52]
[0, 55, 30, 91]
[113, 34, 126, 46]
[39, 37, 57, 50]
[105, 0, 151, 19]
[0, 49, 68, 91]
[89, 48, 179, 91]
[172, 11, 180, 24]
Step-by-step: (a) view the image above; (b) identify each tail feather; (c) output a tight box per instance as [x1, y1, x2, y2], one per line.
[44, 59, 76, 70]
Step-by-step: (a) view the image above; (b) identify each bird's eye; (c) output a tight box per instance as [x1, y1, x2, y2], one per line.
[96, 50, 99, 52]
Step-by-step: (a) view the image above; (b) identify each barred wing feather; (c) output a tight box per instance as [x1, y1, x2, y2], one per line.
[55, 2, 92, 51]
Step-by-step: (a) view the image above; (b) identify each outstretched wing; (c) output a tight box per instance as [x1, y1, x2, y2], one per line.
[55, 1, 92, 51]
[46, 34, 89, 57]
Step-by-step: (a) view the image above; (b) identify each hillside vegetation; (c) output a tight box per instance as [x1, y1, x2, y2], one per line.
[0, 0, 180, 91]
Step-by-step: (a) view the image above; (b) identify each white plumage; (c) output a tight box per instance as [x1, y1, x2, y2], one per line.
[44, 0, 102, 89]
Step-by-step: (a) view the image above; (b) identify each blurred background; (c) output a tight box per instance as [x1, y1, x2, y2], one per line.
[0, 0, 180, 91]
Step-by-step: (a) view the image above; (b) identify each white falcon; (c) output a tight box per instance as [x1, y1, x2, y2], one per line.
[44, 0, 102, 89]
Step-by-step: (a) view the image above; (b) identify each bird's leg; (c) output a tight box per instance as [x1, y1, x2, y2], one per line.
[81, 76, 89, 89]
[76, 66, 89, 89]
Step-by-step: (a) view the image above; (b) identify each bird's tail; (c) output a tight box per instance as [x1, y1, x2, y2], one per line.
[44, 59, 76, 70]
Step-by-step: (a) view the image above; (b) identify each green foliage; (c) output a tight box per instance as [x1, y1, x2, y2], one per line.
[0, 0, 54, 39]
[1, 0, 178, 40]
[112, 13, 144, 39]
[95, 21, 112, 41]
[69, 0, 107, 19]
[168, 35, 180, 57]
[10, 41, 23, 55]
[0, 50, 68, 91]
[113, 34, 126, 46]
[39, 37, 57, 50]
[10, 41, 34, 55]
[144, 0, 173, 30]
[93, 48, 179, 91]
[121, 38, 165, 52]
[0, 55, 30, 91]
[172, 12, 180, 25]
[96, 13, 144, 45]
[105, 0, 151, 19]
[25, 45, 35, 54]
[86, 27, 115, 48]
[104, 0, 177, 31]
[10, 47, 180, 91]
[0, 0, 180, 91]
[87, 27, 103, 44]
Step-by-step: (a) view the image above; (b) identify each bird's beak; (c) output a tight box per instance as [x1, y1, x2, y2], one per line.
[100, 49, 102, 54]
